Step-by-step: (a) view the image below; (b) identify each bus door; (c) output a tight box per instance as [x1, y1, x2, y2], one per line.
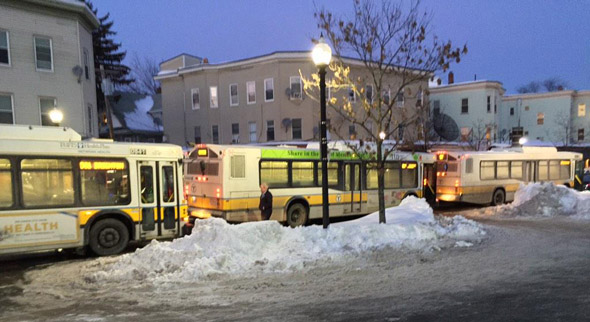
[524, 161, 537, 182]
[344, 162, 363, 213]
[422, 163, 437, 204]
[137, 161, 178, 239]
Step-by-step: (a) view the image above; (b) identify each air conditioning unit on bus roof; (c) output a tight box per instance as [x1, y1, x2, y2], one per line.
[0, 124, 82, 142]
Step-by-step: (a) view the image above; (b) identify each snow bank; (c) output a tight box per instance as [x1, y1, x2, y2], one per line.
[93, 197, 484, 284]
[475, 182, 590, 219]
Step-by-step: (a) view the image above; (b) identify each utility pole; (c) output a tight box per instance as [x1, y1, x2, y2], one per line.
[100, 64, 114, 139]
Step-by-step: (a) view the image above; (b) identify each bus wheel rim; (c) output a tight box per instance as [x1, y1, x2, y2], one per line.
[98, 228, 120, 248]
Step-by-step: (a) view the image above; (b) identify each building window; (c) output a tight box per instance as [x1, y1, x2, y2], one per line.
[487, 96, 491, 113]
[461, 98, 468, 114]
[231, 123, 240, 143]
[365, 85, 373, 103]
[249, 122, 257, 143]
[348, 125, 356, 139]
[292, 118, 302, 140]
[433, 100, 440, 115]
[0, 30, 10, 66]
[578, 104, 586, 117]
[537, 113, 544, 125]
[229, 83, 238, 106]
[0, 94, 14, 124]
[416, 90, 423, 107]
[87, 104, 93, 134]
[510, 107, 514, 116]
[494, 102, 497, 114]
[266, 120, 275, 141]
[398, 124, 404, 140]
[39, 97, 57, 126]
[209, 86, 218, 108]
[525, 105, 530, 111]
[194, 126, 201, 144]
[460, 127, 471, 141]
[212, 125, 219, 144]
[264, 78, 274, 102]
[34, 36, 53, 71]
[191, 88, 200, 110]
[83, 48, 90, 80]
[247, 81, 256, 104]
[348, 87, 356, 102]
[396, 92, 404, 107]
[290, 76, 302, 99]
[382, 89, 390, 105]
[578, 129, 584, 141]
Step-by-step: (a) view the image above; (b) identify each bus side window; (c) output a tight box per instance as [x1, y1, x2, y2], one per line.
[0, 159, 13, 208]
[465, 158, 473, 174]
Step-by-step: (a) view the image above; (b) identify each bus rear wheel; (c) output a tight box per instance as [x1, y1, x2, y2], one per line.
[89, 218, 129, 256]
[491, 189, 506, 206]
[286, 203, 308, 228]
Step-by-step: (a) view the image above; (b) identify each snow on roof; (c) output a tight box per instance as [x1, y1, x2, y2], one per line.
[91, 197, 485, 283]
[124, 96, 163, 132]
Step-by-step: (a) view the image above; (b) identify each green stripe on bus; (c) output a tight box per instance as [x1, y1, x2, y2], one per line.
[261, 149, 369, 160]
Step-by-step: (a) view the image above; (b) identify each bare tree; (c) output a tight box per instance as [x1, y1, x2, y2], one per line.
[126, 53, 161, 95]
[542, 77, 568, 92]
[467, 119, 493, 151]
[516, 81, 541, 94]
[302, 0, 466, 223]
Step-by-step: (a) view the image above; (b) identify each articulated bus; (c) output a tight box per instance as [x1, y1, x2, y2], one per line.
[184, 144, 437, 227]
[435, 146, 583, 205]
[0, 125, 188, 256]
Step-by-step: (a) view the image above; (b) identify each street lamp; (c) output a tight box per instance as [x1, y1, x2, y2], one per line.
[312, 34, 332, 229]
[49, 108, 63, 126]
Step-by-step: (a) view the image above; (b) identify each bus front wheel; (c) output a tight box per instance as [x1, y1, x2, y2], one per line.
[89, 218, 129, 256]
[491, 189, 506, 206]
[286, 203, 308, 228]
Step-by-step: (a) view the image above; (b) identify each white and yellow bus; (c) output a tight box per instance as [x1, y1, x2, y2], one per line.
[0, 125, 188, 256]
[435, 146, 583, 205]
[184, 144, 437, 227]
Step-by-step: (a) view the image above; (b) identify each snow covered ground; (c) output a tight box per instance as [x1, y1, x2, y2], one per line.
[468, 182, 590, 219]
[91, 197, 485, 284]
[4, 185, 590, 321]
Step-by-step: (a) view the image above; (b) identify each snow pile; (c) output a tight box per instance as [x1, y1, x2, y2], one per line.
[92, 197, 484, 284]
[124, 96, 163, 132]
[475, 182, 590, 219]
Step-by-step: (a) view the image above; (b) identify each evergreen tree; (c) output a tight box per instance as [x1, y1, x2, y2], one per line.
[83, 1, 132, 134]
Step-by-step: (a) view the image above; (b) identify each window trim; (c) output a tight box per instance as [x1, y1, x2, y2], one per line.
[290, 76, 302, 100]
[209, 86, 218, 108]
[34, 36, 54, 72]
[0, 29, 11, 67]
[246, 81, 256, 105]
[0, 93, 15, 124]
[191, 88, 200, 110]
[229, 83, 239, 106]
[264, 78, 274, 102]
[39, 96, 57, 126]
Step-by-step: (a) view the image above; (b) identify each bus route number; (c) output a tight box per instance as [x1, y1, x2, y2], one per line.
[130, 148, 147, 155]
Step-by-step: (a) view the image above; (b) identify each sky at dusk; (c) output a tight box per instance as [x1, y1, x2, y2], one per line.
[95, 0, 590, 94]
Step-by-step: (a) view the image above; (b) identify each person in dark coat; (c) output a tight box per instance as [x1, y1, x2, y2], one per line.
[259, 183, 273, 220]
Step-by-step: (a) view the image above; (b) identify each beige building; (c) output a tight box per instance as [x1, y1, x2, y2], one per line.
[156, 51, 427, 146]
[0, 0, 99, 137]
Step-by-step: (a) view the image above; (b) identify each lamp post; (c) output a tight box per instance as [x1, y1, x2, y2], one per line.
[49, 108, 64, 127]
[312, 34, 332, 229]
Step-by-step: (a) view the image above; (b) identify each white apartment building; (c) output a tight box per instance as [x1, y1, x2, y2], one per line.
[0, 0, 99, 137]
[429, 78, 590, 145]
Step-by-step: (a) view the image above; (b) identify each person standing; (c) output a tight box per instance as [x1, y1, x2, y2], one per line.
[259, 183, 273, 220]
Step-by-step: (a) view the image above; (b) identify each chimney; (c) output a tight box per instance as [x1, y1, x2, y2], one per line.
[203, 57, 209, 64]
[437, 78, 442, 85]
[474, 74, 477, 81]
[448, 72, 454, 84]
[558, 85, 564, 91]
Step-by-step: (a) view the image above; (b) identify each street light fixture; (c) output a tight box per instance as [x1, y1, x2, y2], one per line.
[312, 34, 332, 229]
[49, 108, 64, 126]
